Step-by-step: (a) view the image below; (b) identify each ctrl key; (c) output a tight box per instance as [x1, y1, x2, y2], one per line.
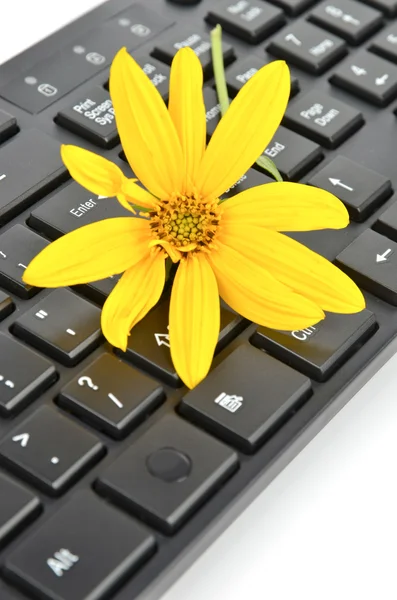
[3, 491, 156, 600]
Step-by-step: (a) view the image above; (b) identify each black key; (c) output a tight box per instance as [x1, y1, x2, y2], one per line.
[335, 229, 397, 304]
[152, 30, 235, 78]
[360, 0, 397, 15]
[225, 55, 299, 97]
[133, 54, 171, 101]
[76, 274, 121, 306]
[308, 156, 392, 221]
[0, 130, 68, 226]
[263, 126, 323, 180]
[96, 414, 238, 533]
[0, 4, 173, 114]
[283, 91, 364, 148]
[268, 21, 347, 74]
[373, 198, 397, 241]
[0, 110, 18, 144]
[29, 182, 129, 240]
[56, 87, 118, 149]
[0, 225, 48, 298]
[117, 301, 246, 387]
[221, 168, 273, 198]
[206, 0, 286, 44]
[0, 334, 57, 417]
[308, 0, 383, 45]
[4, 491, 156, 600]
[269, 0, 316, 14]
[0, 407, 105, 495]
[370, 25, 397, 63]
[0, 291, 14, 321]
[58, 354, 165, 439]
[251, 311, 377, 381]
[12, 289, 102, 366]
[330, 51, 397, 106]
[0, 474, 41, 549]
[179, 345, 311, 453]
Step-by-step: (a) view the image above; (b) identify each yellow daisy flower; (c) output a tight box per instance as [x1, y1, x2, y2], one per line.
[23, 47, 365, 389]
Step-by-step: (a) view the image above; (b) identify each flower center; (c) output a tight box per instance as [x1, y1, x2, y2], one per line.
[149, 193, 220, 252]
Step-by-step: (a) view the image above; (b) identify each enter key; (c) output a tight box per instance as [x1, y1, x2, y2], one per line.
[335, 229, 397, 304]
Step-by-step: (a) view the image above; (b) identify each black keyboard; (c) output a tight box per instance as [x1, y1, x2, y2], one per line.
[0, 0, 396, 597]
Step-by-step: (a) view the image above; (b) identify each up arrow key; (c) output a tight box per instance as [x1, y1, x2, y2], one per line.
[12, 433, 30, 447]
[376, 248, 392, 263]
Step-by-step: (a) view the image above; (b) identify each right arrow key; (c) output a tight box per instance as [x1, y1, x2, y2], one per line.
[335, 229, 397, 305]
[308, 156, 392, 221]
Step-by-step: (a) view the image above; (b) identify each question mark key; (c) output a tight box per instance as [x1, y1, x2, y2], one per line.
[58, 354, 165, 439]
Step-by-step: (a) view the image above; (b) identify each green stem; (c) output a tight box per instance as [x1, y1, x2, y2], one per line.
[210, 25, 230, 117]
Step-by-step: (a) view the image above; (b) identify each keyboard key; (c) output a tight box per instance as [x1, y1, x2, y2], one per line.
[370, 25, 397, 63]
[0, 110, 18, 144]
[225, 55, 299, 97]
[0, 130, 68, 226]
[29, 182, 129, 241]
[133, 54, 171, 100]
[179, 345, 311, 453]
[0, 334, 57, 417]
[12, 289, 102, 366]
[58, 354, 165, 439]
[76, 274, 121, 306]
[263, 126, 323, 180]
[221, 168, 273, 198]
[360, 0, 397, 15]
[96, 414, 238, 533]
[308, 0, 383, 45]
[335, 229, 397, 304]
[373, 198, 397, 241]
[152, 30, 235, 78]
[0, 474, 41, 549]
[0, 406, 104, 495]
[268, 21, 347, 74]
[0, 291, 14, 321]
[117, 300, 247, 387]
[308, 156, 392, 221]
[4, 491, 155, 600]
[283, 91, 364, 148]
[56, 87, 118, 149]
[206, 1, 286, 44]
[330, 51, 397, 106]
[251, 310, 377, 381]
[0, 4, 173, 114]
[0, 225, 48, 298]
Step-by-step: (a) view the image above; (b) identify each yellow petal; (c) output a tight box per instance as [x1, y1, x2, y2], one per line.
[219, 225, 365, 313]
[169, 253, 220, 389]
[61, 145, 124, 197]
[168, 48, 206, 195]
[208, 242, 325, 329]
[101, 250, 166, 351]
[196, 60, 290, 201]
[222, 182, 349, 230]
[23, 218, 151, 287]
[109, 48, 184, 199]
[120, 179, 158, 209]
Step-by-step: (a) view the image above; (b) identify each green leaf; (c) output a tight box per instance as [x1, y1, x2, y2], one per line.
[255, 154, 283, 182]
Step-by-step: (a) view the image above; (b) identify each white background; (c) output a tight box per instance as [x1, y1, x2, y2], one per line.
[2, 2, 397, 599]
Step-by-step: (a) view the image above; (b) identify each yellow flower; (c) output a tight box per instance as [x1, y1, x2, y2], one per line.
[23, 47, 365, 389]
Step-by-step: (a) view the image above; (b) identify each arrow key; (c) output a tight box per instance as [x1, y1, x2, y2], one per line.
[330, 51, 397, 106]
[336, 229, 397, 304]
[308, 156, 392, 221]
[0, 406, 105, 496]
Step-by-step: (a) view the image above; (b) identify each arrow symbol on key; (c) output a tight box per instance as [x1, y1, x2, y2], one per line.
[328, 178, 354, 192]
[12, 433, 30, 447]
[376, 249, 393, 263]
[154, 333, 170, 348]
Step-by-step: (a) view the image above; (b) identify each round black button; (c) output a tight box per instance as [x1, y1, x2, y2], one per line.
[146, 447, 192, 483]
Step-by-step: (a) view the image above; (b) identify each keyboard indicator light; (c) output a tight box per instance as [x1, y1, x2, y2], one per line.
[12, 433, 30, 447]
